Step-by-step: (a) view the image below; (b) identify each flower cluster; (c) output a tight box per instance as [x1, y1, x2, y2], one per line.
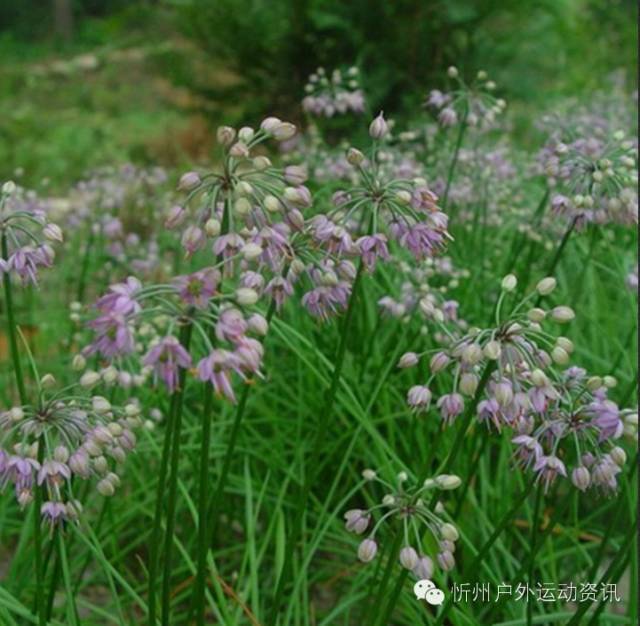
[541, 128, 638, 226]
[0, 380, 141, 526]
[345, 469, 463, 578]
[425, 67, 506, 129]
[399, 274, 636, 493]
[0, 181, 63, 285]
[302, 66, 366, 117]
[313, 113, 451, 273]
[83, 272, 268, 403]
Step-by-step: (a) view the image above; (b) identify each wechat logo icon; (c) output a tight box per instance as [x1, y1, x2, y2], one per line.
[414, 579, 445, 606]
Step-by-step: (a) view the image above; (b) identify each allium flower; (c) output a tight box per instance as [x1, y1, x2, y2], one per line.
[425, 68, 506, 130]
[0, 382, 141, 525]
[345, 469, 463, 577]
[302, 66, 366, 118]
[173, 268, 220, 309]
[144, 336, 193, 393]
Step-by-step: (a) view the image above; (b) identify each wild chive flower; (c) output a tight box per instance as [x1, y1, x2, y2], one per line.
[302, 66, 366, 117]
[345, 469, 463, 578]
[540, 127, 638, 226]
[0, 181, 62, 285]
[425, 68, 506, 130]
[0, 382, 141, 525]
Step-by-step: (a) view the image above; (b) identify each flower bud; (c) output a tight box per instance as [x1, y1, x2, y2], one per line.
[248, 314, 268, 336]
[2, 181, 16, 195]
[362, 469, 377, 481]
[556, 337, 573, 353]
[571, 466, 590, 491]
[440, 523, 459, 542]
[204, 218, 221, 237]
[357, 538, 378, 562]
[551, 346, 569, 365]
[603, 375, 617, 388]
[435, 474, 462, 490]
[40, 374, 56, 389]
[501, 274, 517, 291]
[97, 478, 115, 497]
[164, 205, 186, 229]
[610, 446, 626, 466]
[399, 546, 419, 570]
[94, 455, 108, 474]
[430, 352, 450, 373]
[459, 372, 479, 396]
[241, 243, 263, 261]
[234, 197, 252, 216]
[369, 112, 388, 139]
[483, 340, 501, 360]
[346, 147, 365, 165]
[216, 125, 236, 146]
[238, 126, 254, 143]
[178, 171, 200, 191]
[530, 369, 548, 387]
[283, 165, 308, 186]
[9, 407, 24, 422]
[272, 122, 297, 141]
[92, 396, 111, 414]
[586, 376, 602, 391]
[447, 66, 458, 78]
[395, 190, 412, 204]
[43, 223, 63, 243]
[398, 352, 419, 368]
[229, 142, 249, 158]
[461, 343, 483, 365]
[72, 354, 86, 371]
[252, 156, 271, 170]
[344, 509, 370, 534]
[264, 195, 282, 213]
[235, 288, 258, 306]
[536, 277, 557, 296]
[551, 306, 575, 323]
[80, 371, 101, 388]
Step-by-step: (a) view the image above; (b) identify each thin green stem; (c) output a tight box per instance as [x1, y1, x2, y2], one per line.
[270, 260, 365, 621]
[33, 435, 45, 626]
[193, 367, 215, 626]
[161, 321, 193, 626]
[1, 231, 27, 404]
[442, 107, 469, 213]
[526, 482, 544, 626]
[57, 530, 79, 626]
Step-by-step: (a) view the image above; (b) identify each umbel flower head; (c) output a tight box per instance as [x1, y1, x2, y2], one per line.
[425, 67, 506, 129]
[0, 181, 63, 285]
[0, 379, 141, 527]
[345, 469, 463, 578]
[302, 66, 366, 117]
[83, 270, 268, 404]
[399, 273, 636, 493]
[308, 113, 451, 274]
[541, 127, 638, 226]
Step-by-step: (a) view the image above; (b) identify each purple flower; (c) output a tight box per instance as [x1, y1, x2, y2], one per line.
[197, 349, 241, 403]
[95, 277, 141, 316]
[356, 234, 389, 270]
[302, 284, 351, 321]
[173, 268, 220, 309]
[144, 336, 192, 392]
[37, 460, 71, 487]
[512, 435, 543, 469]
[4, 455, 40, 489]
[265, 277, 294, 311]
[437, 393, 464, 424]
[588, 398, 622, 441]
[41, 501, 67, 526]
[407, 385, 432, 412]
[216, 308, 248, 344]
[533, 455, 567, 491]
[344, 509, 370, 534]
[87, 313, 134, 357]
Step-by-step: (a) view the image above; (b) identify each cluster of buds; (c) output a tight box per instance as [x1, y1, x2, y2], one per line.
[542, 129, 638, 226]
[0, 181, 63, 285]
[310, 113, 450, 273]
[0, 379, 141, 526]
[302, 66, 366, 117]
[379, 256, 468, 325]
[425, 68, 506, 129]
[345, 469, 463, 578]
[83, 273, 268, 403]
[169, 117, 303, 267]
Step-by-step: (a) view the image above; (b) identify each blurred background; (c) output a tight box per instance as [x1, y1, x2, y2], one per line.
[0, 0, 637, 189]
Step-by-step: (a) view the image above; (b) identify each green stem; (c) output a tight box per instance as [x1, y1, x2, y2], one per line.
[57, 530, 79, 626]
[270, 260, 365, 620]
[1, 231, 27, 404]
[194, 369, 215, 626]
[526, 482, 544, 626]
[433, 477, 537, 626]
[161, 321, 193, 626]
[442, 107, 469, 213]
